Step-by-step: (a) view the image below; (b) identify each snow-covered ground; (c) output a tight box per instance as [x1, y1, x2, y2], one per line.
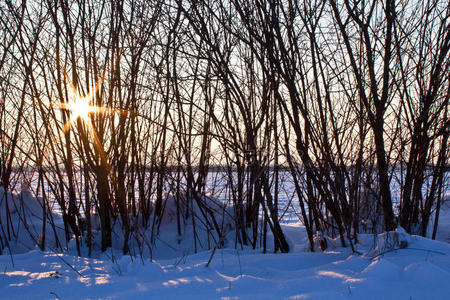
[1, 232, 449, 299]
[1, 186, 450, 299]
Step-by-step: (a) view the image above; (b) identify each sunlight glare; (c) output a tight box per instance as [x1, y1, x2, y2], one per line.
[60, 74, 102, 131]
[63, 95, 96, 124]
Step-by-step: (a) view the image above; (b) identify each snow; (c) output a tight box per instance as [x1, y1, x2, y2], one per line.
[1, 187, 450, 299]
[1, 228, 449, 299]
[434, 197, 450, 243]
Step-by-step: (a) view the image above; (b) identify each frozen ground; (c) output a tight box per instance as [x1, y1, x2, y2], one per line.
[1, 231, 449, 300]
[1, 187, 449, 299]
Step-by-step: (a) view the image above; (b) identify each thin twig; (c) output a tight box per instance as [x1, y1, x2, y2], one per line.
[50, 291, 62, 299]
[371, 247, 447, 259]
[47, 247, 86, 278]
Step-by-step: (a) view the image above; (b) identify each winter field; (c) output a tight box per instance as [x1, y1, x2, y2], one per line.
[1, 0, 448, 298]
[1, 177, 449, 300]
[2, 233, 450, 300]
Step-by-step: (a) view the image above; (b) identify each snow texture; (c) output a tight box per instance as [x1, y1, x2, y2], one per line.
[1, 188, 450, 299]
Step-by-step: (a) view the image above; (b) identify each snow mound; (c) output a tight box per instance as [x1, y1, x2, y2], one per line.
[1, 229, 449, 299]
[362, 259, 401, 279]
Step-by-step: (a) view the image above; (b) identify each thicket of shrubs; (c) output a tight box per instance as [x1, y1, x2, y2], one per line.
[0, 0, 448, 256]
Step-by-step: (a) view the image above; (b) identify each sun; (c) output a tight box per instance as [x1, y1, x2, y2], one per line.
[45, 71, 129, 167]
[62, 95, 96, 124]
[51, 72, 127, 141]
[58, 73, 106, 133]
